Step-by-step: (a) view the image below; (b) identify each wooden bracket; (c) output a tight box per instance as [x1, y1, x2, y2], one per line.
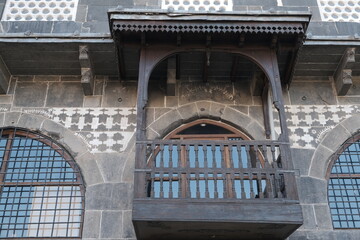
[166, 57, 176, 96]
[79, 45, 94, 96]
[0, 55, 10, 94]
[334, 48, 356, 96]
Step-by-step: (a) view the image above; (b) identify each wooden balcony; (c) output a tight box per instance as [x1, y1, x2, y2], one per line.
[133, 140, 302, 240]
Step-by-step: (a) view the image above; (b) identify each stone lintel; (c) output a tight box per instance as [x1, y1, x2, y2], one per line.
[334, 48, 356, 96]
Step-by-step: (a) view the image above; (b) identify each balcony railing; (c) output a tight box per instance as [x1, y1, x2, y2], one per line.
[135, 139, 298, 201]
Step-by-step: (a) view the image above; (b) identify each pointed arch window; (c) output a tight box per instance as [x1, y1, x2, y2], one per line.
[328, 133, 360, 229]
[0, 128, 84, 238]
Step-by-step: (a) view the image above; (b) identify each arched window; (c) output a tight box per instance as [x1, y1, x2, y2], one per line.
[148, 120, 268, 199]
[0, 128, 84, 238]
[328, 133, 360, 229]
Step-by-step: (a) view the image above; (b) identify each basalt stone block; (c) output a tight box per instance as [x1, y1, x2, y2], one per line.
[100, 211, 123, 239]
[96, 153, 126, 183]
[299, 204, 317, 230]
[297, 177, 328, 204]
[314, 205, 332, 229]
[77, 152, 104, 186]
[289, 82, 336, 105]
[123, 210, 136, 238]
[53, 21, 82, 33]
[46, 82, 84, 107]
[103, 82, 137, 107]
[14, 82, 47, 107]
[177, 103, 199, 122]
[83, 210, 101, 238]
[291, 148, 315, 176]
[84, 96, 102, 107]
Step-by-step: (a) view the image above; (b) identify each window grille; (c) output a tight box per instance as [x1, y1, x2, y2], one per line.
[1, 0, 79, 21]
[0, 128, 84, 238]
[328, 133, 360, 229]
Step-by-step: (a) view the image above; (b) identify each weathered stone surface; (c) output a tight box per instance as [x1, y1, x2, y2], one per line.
[249, 106, 264, 127]
[340, 114, 360, 135]
[84, 96, 102, 107]
[46, 82, 84, 107]
[196, 101, 211, 118]
[96, 153, 126, 183]
[314, 205, 332, 230]
[40, 119, 66, 141]
[221, 107, 252, 131]
[121, 148, 135, 183]
[179, 82, 235, 105]
[122, 210, 136, 238]
[234, 80, 252, 105]
[165, 96, 178, 107]
[103, 82, 137, 107]
[149, 109, 182, 137]
[3, 112, 21, 127]
[297, 177, 327, 204]
[100, 211, 123, 239]
[77, 152, 104, 186]
[291, 148, 315, 176]
[298, 204, 317, 230]
[309, 144, 335, 179]
[86, 183, 132, 210]
[289, 82, 336, 105]
[83, 210, 101, 238]
[14, 82, 47, 107]
[320, 124, 350, 152]
[0, 95, 12, 104]
[148, 84, 165, 107]
[17, 113, 44, 130]
[177, 103, 198, 121]
[60, 129, 89, 157]
[34, 75, 60, 82]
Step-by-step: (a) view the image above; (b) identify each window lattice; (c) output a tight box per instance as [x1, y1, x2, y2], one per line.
[328, 135, 360, 229]
[0, 128, 84, 238]
[1, 0, 79, 21]
[318, 0, 360, 22]
[161, 0, 233, 11]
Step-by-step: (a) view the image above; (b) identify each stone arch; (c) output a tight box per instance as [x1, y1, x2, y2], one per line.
[0, 111, 104, 187]
[146, 101, 265, 140]
[308, 114, 360, 180]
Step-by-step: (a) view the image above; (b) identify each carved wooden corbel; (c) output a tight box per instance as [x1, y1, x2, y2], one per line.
[334, 48, 356, 96]
[79, 45, 94, 96]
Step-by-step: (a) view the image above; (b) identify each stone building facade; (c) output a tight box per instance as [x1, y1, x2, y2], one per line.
[0, 0, 359, 240]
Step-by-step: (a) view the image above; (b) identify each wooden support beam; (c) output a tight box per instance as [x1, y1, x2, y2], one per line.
[0, 55, 10, 94]
[166, 57, 176, 96]
[262, 83, 271, 139]
[79, 45, 94, 96]
[230, 56, 240, 82]
[334, 48, 356, 96]
[203, 51, 210, 83]
[251, 71, 266, 96]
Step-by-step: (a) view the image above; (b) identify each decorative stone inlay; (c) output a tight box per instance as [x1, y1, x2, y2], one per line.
[275, 105, 360, 149]
[317, 0, 360, 22]
[2, 0, 79, 21]
[161, 0, 233, 11]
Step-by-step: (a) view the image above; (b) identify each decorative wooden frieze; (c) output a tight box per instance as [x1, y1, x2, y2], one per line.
[79, 45, 94, 96]
[334, 47, 356, 96]
[112, 21, 305, 35]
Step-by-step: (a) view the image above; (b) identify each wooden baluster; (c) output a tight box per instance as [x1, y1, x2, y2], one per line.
[160, 172, 164, 198]
[271, 145, 277, 168]
[249, 172, 255, 198]
[211, 144, 216, 168]
[179, 172, 183, 199]
[196, 173, 200, 198]
[204, 145, 209, 169]
[169, 172, 173, 199]
[213, 173, 218, 199]
[258, 173, 264, 199]
[160, 144, 164, 168]
[229, 144, 234, 169]
[245, 145, 251, 168]
[231, 172, 236, 198]
[205, 172, 209, 198]
[194, 144, 199, 169]
[237, 145, 243, 169]
[267, 173, 274, 198]
[275, 172, 283, 198]
[253, 145, 260, 168]
[220, 144, 224, 169]
[262, 145, 271, 168]
[169, 144, 173, 168]
[240, 172, 246, 199]
[151, 172, 155, 198]
[222, 173, 226, 199]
